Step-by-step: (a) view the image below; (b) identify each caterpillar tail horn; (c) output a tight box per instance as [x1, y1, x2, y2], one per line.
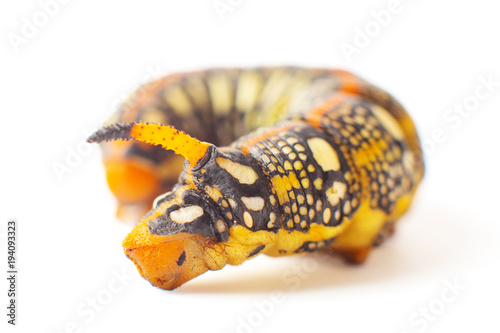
[87, 122, 211, 165]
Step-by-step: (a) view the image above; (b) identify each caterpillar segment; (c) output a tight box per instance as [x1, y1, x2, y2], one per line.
[90, 67, 424, 289]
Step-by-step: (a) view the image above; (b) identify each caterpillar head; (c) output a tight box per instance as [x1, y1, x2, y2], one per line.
[88, 122, 274, 289]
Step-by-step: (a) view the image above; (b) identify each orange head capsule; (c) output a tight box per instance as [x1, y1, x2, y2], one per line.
[123, 220, 211, 290]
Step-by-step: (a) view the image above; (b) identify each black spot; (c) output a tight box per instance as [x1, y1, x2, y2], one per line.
[176, 251, 186, 266]
[247, 245, 265, 258]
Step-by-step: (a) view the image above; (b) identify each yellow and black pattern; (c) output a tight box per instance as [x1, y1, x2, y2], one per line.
[305, 98, 415, 214]
[234, 122, 359, 234]
[89, 67, 424, 290]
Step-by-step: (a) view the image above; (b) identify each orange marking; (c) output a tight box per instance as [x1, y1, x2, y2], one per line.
[104, 158, 160, 204]
[329, 69, 363, 95]
[238, 122, 303, 155]
[305, 92, 355, 129]
[123, 220, 209, 290]
[340, 79, 361, 95]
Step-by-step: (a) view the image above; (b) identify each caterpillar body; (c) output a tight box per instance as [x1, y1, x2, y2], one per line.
[88, 67, 424, 290]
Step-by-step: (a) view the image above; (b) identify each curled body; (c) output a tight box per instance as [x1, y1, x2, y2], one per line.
[89, 67, 424, 290]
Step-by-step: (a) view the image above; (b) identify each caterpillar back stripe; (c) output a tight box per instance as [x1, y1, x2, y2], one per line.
[88, 67, 424, 290]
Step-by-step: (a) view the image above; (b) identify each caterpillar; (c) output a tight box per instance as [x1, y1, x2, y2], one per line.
[88, 67, 424, 290]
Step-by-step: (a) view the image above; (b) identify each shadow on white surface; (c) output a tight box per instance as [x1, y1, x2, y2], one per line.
[178, 200, 493, 294]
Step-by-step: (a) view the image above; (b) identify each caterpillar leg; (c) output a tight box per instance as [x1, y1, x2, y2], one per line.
[372, 221, 397, 247]
[332, 247, 373, 264]
[327, 222, 395, 264]
[327, 194, 415, 263]
[323, 200, 391, 264]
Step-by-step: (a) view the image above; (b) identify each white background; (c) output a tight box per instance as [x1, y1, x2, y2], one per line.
[1, 0, 499, 332]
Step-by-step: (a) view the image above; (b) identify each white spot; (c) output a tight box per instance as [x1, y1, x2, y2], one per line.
[269, 212, 277, 222]
[241, 196, 265, 211]
[297, 195, 305, 204]
[216, 219, 226, 233]
[403, 151, 415, 172]
[371, 105, 405, 140]
[314, 178, 323, 190]
[344, 201, 352, 214]
[268, 212, 277, 229]
[323, 208, 331, 224]
[235, 71, 262, 112]
[294, 144, 305, 151]
[228, 198, 237, 209]
[216, 157, 258, 184]
[243, 211, 254, 228]
[209, 74, 233, 116]
[316, 200, 322, 212]
[164, 86, 193, 116]
[326, 181, 347, 206]
[170, 206, 204, 224]
[261, 155, 271, 164]
[307, 194, 314, 205]
[307, 137, 340, 171]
